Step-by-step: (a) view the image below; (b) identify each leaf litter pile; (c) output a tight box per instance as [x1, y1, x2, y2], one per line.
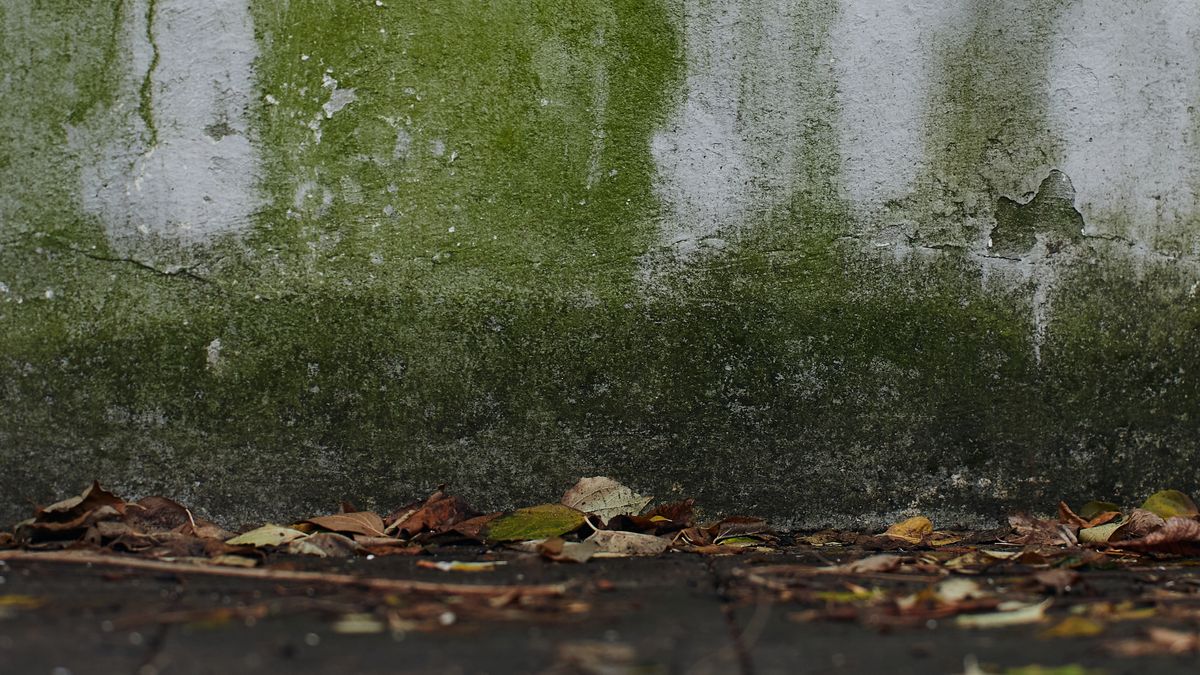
[4, 479, 1200, 665]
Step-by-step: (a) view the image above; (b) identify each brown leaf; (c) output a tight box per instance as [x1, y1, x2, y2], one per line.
[305, 512, 386, 538]
[1109, 508, 1166, 543]
[644, 499, 696, 527]
[1112, 516, 1200, 556]
[832, 554, 903, 574]
[38, 481, 126, 521]
[1056, 501, 1088, 528]
[1005, 514, 1075, 546]
[1111, 627, 1200, 657]
[539, 537, 597, 564]
[18, 504, 124, 541]
[1032, 569, 1081, 593]
[385, 489, 477, 537]
[712, 516, 770, 541]
[450, 513, 503, 541]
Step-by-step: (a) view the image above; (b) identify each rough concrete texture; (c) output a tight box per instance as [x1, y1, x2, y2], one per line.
[3, 1, 1200, 529]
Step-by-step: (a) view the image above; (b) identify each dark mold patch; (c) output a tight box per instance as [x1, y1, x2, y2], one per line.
[991, 170, 1084, 257]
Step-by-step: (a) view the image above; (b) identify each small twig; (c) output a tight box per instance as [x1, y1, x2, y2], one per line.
[0, 550, 569, 597]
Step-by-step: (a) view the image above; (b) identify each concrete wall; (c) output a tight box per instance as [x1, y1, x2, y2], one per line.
[3, 0, 1200, 528]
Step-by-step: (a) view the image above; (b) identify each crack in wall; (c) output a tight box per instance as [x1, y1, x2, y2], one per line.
[138, 0, 159, 148]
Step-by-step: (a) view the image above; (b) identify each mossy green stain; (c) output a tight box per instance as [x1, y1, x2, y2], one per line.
[916, 2, 1069, 245]
[248, 0, 681, 293]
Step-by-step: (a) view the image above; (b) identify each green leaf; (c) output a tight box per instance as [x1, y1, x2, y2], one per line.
[486, 504, 586, 542]
[1140, 490, 1199, 519]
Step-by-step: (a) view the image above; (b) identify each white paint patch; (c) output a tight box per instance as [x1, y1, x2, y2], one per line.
[320, 73, 357, 119]
[393, 128, 412, 160]
[76, 0, 263, 246]
[650, 0, 824, 255]
[205, 338, 222, 370]
[831, 1, 972, 209]
[1047, 0, 1200, 248]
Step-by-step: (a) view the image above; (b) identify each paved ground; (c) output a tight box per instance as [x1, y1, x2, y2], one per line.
[1, 549, 1198, 675]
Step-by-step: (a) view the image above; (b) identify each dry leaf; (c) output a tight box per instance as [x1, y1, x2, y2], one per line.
[416, 560, 507, 572]
[539, 538, 597, 564]
[1112, 516, 1200, 556]
[588, 530, 671, 557]
[1057, 502, 1088, 528]
[955, 599, 1051, 629]
[39, 481, 126, 519]
[882, 516, 934, 544]
[286, 532, 360, 558]
[1111, 627, 1200, 656]
[560, 477, 652, 524]
[1041, 616, 1105, 639]
[305, 512, 386, 538]
[385, 488, 477, 537]
[1006, 514, 1075, 546]
[1109, 508, 1165, 543]
[225, 525, 308, 548]
[830, 554, 903, 574]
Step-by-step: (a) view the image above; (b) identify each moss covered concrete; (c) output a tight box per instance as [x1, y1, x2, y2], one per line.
[3, 2, 1200, 529]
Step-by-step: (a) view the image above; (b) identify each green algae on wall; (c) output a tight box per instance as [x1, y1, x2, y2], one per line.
[249, 0, 681, 292]
[3, 2, 1200, 530]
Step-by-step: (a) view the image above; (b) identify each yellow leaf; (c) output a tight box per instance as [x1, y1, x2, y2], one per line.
[225, 524, 308, 547]
[956, 599, 1052, 629]
[1141, 490, 1199, 519]
[1078, 522, 1121, 544]
[1040, 616, 1105, 639]
[882, 516, 933, 544]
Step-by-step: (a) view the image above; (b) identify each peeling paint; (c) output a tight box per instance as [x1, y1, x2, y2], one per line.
[73, 0, 263, 249]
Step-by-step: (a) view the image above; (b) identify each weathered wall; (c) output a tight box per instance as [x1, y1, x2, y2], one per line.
[3, 1, 1200, 529]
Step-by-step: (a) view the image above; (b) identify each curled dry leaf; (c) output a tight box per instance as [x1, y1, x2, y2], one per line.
[643, 499, 695, 528]
[1111, 627, 1200, 657]
[954, 599, 1051, 629]
[587, 530, 671, 557]
[830, 554, 903, 574]
[539, 538, 597, 564]
[385, 488, 477, 537]
[1057, 502, 1088, 529]
[1111, 516, 1200, 556]
[39, 481, 126, 519]
[1006, 514, 1076, 546]
[286, 532, 360, 558]
[1108, 508, 1165, 543]
[305, 512, 386, 538]
[560, 477, 652, 525]
[225, 525, 308, 548]
[1032, 569, 1081, 593]
[882, 516, 933, 544]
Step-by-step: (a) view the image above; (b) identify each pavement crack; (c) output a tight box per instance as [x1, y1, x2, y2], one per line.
[707, 559, 757, 675]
